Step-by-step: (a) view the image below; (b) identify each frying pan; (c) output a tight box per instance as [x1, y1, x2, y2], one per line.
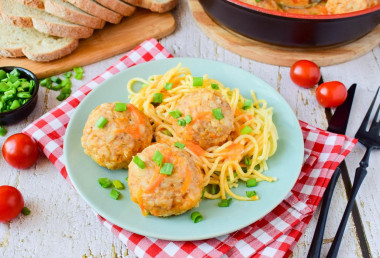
[199, 0, 380, 47]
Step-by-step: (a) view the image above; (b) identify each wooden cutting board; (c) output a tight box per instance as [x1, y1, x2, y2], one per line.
[189, 0, 380, 67]
[0, 9, 175, 78]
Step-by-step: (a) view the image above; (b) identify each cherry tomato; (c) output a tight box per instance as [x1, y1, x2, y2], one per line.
[290, 60, 321, 88]
[0, 185, 24, 223]
[316, 81, 348, 108]
[2, 133, 39, 169]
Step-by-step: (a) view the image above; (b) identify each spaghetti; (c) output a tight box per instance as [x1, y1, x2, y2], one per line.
[127, 63, 278, 201]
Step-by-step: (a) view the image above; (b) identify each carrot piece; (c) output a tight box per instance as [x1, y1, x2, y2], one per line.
[127, 104, 145, 124]
[114, 125, 141, 139]
[145, 174, 166, 193]
[181, 167, 192, 194]
[221, 143, 244, 160]
[185, 141, 206, 156]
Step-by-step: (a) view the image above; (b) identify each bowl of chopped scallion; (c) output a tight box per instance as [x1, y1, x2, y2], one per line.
[0, 67, 39, 124]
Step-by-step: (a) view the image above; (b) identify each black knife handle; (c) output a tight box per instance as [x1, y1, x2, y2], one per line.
[307, 165, 342, 258]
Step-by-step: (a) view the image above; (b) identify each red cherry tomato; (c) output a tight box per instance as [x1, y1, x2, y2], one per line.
[290, 60, 321, 88]
[0, 185, 24, 223]
[316, 81, 348, 108]
[2, 133, 39, 169]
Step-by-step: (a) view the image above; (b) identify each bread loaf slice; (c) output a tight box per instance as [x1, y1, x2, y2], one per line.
[0, 19, 79, 62]
[65, 0, 123, 24]
[121, 0, 177, 12]
[14, 0, 106, 29]
[94, 0, 136, 16]
[0, 0, 94, 39]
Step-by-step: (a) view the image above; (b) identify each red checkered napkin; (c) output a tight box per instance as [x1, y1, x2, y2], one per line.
[23, 39, 357, 258]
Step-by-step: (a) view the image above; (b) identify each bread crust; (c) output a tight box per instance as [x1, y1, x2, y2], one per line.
[44, 0, 106, 29]
[95, 0, 136, 16]
[66, 0, 123, 24]
[121, 0, 177, 12]
[14, 0, 44, 9]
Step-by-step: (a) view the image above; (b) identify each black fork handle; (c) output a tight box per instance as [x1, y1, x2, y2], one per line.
[326, 147, 372, 258]
[307, 165, 342, 258]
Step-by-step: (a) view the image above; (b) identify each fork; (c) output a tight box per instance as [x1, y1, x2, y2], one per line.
[326, 86, 380, 258]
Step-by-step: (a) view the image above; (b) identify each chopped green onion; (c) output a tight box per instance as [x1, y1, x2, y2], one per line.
[177, 119, 186, 126]
[133, 156, 146, 169]
[191, 211, 203, 223]
[240, 126, 253, 135]
[152, 150, 164, 167]
[201, 188, 206, 199]
[95, 116, 108, 128]
[73, 67, 84, 80]
[125, 177, 128, 182]
[174, 142, 185, 149]
[63, 71, 72, 78]
[110, 189, 121, 200]
[244, 156, 252, 166]
[0, 70, 6, 80]
[113, 180, 125, 190]
[241, 167, 248, 173]
[51, 76, 62, 84]
[160, 163, 174, 175]
[161, 129, 172, 137]
[243, 99, 253, 110]
[39, 78, 51, 86]
[10, 69, 20, 77]
[169, 110, 182, 118]
[211, 83, 219, 90]
[0, 126, 7, 136]
[17, 92, 31, 98]
[10, 100, 20, 110]
[98, 178, 112, 188]
[185, 115, 192, 124]
[193, 77, 203, 87]
[164, 82, 173, 90]
[246, 178, 257, 187]
[246, 191, 256, 198]
[152, 93, 163, 104]
[218, 198, 232, 207]
[21, 207, 31, 215]
[212, 108, 224, 120]
[114, 102, 127, 112]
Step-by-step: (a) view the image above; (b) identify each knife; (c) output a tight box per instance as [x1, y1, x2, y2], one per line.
[307, 83, 357, 258]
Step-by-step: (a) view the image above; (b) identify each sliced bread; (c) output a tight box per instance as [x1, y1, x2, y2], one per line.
[0, 19, 79, 62]
[94, 0, 136, 16]
[65, 0, 123, 24]
[0, 0, 94, 39]
[121, 0, 177, 12]
[15, 0, 43, 9]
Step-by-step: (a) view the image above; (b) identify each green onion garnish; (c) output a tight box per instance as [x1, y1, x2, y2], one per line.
[201, 188, 206, 199]
[51, 76, 62, 84]
[110, 189, 121, 200]
[152, 93, 163, 104]
[218, 198, 232, 207]
[240, 125, 253, 135]
[246, 178, 257, 187]
[112, 180, 125, 190]
[211, 83, 219, 90]
[177, 119, 186, 126]
[63, 71, 72, 78]
[169, 110, 182, 118]
[191, 211, 203, 223]
[161, 129, 173, 136]
[164, 82, 173, 90]
[152, 150, 164, 167]
[243, 99, 253, 110]
[193, 77, 203, 87]
[98, 178, 112, 188]
[10, 69, 20, 77]
[185, 115, 192, 124]
[114, 102, 127, 112]
[160, 163, 174, 175]
[241, 167, 248, 173]
[0, 69, 6, 80]
[133, 156, 146, 169]
[21, 207, 31, 216]
[95, 116, 108, 128]
[174, 142, 185, 149]
[246, 191, 256, 198]
[73, 67, 84, 80]
[212, 108, 224, 120]
[0, 126, 7, 136]
[244, 156, 252, 166]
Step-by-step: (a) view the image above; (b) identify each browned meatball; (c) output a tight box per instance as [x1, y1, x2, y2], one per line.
[128, 143, 203, 217]
[81, 102, 153, 170]
[171, 89, 234, 150]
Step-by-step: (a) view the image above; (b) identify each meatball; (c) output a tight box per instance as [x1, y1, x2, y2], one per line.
[128, 143, 203, 217]
[171, 89, 234, 150]
[81, 102, 153, 170]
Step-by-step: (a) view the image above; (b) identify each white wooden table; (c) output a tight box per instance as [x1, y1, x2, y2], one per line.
[1, 1, 379, 257]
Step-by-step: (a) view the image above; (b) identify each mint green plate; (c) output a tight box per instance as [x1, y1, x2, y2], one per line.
[64, 58, 304, 241]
